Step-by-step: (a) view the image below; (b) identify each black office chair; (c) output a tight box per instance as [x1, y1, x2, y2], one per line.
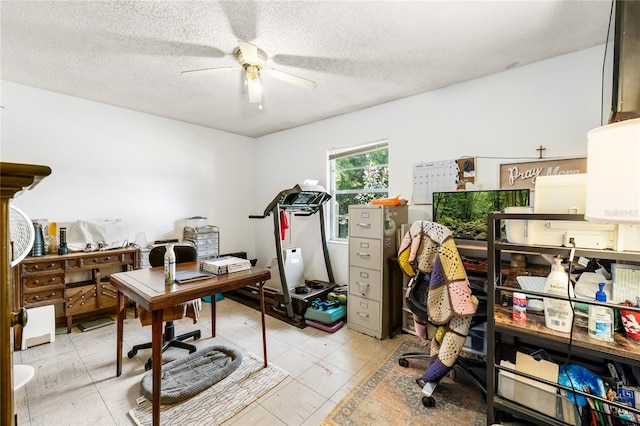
[127, 245, 202, 370]
[399, 271, 487, 407]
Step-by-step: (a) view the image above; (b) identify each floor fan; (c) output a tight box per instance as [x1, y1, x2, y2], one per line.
[9, 204, 36, 390]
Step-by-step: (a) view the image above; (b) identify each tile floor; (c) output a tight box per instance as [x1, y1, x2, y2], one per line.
[12, 298, 410, 426]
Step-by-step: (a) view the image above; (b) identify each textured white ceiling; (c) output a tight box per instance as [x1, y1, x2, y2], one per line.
[1, 1, 612, 138]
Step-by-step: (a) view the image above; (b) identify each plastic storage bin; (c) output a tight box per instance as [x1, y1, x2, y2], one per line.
[463, 322, 487, 356]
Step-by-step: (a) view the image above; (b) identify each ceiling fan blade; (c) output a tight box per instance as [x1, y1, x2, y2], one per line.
[181, 66, 238, 75]
[238, 41, 259, 64]
[266, 68, 317, 90]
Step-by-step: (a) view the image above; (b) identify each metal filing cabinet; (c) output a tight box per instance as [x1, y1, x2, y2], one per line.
[347, 205, 407, 339]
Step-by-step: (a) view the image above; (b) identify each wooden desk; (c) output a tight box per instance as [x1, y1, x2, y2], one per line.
[111, 263, 270, 426]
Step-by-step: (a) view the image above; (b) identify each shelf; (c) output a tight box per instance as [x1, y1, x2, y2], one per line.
[486, 212, 640, 425]
[494, 307, 640, 365]
[493, 395, 569, 426]
[494, 240, 640, 263]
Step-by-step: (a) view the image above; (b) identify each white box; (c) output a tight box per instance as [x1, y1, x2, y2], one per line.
[201, 256, 250, 275]
[21, 305, 56, 350]
[283, 248, 304, 289]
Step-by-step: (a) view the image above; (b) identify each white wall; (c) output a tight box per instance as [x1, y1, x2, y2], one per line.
[1, 82, 258, 257]
[253, 45, 608, 285]
[2, 45, 609, 287]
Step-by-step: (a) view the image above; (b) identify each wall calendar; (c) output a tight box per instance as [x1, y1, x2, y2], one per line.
[412, 159, 460, 204]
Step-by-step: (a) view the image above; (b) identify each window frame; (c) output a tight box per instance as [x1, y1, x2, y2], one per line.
[328, 140, 389, 241]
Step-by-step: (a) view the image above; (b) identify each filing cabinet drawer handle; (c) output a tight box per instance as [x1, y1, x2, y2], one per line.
[356, 253, 370, 258]
[357, 312, 370, 318]
[356, 282, 369, 295]
[356, 223, 371, 229]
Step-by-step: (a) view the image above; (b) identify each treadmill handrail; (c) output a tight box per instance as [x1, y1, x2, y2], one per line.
[248, 184, 331, 219]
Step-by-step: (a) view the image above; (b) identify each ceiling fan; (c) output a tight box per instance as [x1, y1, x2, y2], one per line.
[181, 41, 317, 106]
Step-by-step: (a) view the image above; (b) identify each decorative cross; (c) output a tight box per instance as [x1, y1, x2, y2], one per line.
[536, 145, 546, 159]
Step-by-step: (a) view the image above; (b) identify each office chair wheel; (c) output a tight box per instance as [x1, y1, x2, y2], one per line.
[422, 396, 435, 407]
[127, 349, 137, 358]
[144, 358, 153, 371]
[398, 357, 409, 367]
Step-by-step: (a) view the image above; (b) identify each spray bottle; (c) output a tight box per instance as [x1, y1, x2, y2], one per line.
[164, 244, 176, 284]
[543, 256, 574, 333]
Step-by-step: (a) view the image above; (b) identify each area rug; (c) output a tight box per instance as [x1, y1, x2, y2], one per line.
[129, 350, 288, 426]
[321, 335, 487, 426]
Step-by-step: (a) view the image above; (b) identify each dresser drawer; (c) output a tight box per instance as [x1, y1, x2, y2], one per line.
[349, 267, 382, 301]
[349, 237, 382, 268]
[66, 284, 98, 315]
[20, 259, 64, 275]
[349, 207, 382, 239]
[23, 288, 65, 306]
[22, 273, 64, 290]
[348, 294, 380, 331]
[67, 253, 129, 270]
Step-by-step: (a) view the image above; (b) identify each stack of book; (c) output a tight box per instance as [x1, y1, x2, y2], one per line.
[201, 256, 250, 275]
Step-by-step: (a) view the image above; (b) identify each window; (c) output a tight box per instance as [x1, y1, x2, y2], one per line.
[329, 140, 389, 240]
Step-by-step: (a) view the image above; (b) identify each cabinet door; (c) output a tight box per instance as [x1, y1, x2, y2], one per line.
[66, 284, 98, 315]
[98, 282, 118, 309]
[349, 207, 382, 239]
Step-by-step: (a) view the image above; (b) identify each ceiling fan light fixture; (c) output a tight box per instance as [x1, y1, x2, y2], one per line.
[179, 41, 313, 108]
[246, 67, 262, 104]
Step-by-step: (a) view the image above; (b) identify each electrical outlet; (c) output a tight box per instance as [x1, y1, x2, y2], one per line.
[562, 232, 609, 249]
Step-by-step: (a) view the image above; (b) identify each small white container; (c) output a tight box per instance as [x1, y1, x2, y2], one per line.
[543, 257, 574, 333]
[505, 206, 534, 244]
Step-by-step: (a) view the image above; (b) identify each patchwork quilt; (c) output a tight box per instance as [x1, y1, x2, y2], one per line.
[398, 221, 477, 383]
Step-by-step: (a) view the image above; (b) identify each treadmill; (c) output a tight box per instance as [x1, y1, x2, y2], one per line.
[249, 183, 335, 318]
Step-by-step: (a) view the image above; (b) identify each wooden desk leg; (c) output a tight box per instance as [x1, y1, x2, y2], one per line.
[259, 281, 267, 368]
[151, 309, 163, 426]
[211, 296, 216, 338]
[116, 291, 124, 377]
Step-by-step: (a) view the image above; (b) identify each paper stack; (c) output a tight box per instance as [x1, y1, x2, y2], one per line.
[201, 256, 251, 275]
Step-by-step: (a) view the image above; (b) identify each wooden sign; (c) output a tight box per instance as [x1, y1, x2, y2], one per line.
[499, 158, 587, 189]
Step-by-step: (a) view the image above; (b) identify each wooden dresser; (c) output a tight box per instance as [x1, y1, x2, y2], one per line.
[12, 247, 139, 349]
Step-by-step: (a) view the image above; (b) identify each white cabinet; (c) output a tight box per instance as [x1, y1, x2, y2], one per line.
[347, 205, 407, 339]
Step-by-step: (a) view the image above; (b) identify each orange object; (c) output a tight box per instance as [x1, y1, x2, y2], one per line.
[370, 196, 408, 206]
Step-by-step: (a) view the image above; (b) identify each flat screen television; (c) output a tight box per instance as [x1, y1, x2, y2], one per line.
[432, 189, 531, 241]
